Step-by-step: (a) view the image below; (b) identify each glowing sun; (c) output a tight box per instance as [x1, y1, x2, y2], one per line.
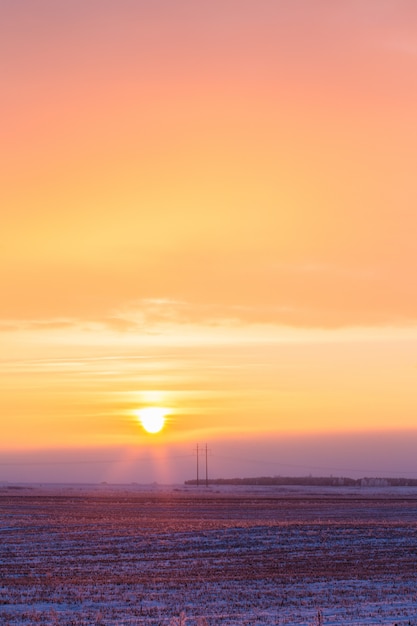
[136, 407, 168, 434]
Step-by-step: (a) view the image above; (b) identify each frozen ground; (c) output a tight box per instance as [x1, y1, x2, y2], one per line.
[1, 483, 417, 625]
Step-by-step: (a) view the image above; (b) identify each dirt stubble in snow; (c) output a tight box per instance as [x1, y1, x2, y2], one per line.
[1, 486, 417, 625]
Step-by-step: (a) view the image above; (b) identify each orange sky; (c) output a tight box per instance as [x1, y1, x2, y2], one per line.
[1, 1, 417, 482]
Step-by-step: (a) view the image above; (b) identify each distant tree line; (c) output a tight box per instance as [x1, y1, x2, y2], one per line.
[184, 475, 417, 487]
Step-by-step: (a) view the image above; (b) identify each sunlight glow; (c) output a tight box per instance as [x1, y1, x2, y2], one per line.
[135, 407, 169, 434]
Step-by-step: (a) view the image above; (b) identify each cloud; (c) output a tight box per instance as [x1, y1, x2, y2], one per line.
[1, 251, 417, 333]
[0, 319, 77, 332]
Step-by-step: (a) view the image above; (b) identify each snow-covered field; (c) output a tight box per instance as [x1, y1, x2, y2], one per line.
[1, 483, 417, 625]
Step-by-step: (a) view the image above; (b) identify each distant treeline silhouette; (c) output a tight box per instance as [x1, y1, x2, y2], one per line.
[185, 475, 417, 487]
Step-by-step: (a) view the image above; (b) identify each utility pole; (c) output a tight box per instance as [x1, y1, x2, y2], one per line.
[205, 443, 209, 487]
[195, 443, 210, 487]
[196, 443, 199, 487]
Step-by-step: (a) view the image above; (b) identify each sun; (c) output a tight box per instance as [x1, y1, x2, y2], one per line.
[136, 407, 168, 434]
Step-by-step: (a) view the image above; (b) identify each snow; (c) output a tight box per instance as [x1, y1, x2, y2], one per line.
[1, 483, 417, 624]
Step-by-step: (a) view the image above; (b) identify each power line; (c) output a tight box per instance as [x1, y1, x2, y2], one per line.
[0, 454, 194, 467]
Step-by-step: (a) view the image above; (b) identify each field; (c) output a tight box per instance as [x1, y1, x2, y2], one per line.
[1, 484, 417, 625]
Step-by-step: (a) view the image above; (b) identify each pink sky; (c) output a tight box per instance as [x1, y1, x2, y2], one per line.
[1, 1, 417, 483]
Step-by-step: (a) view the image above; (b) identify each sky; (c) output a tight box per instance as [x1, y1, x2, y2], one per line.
[1, 0, 417, 483]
